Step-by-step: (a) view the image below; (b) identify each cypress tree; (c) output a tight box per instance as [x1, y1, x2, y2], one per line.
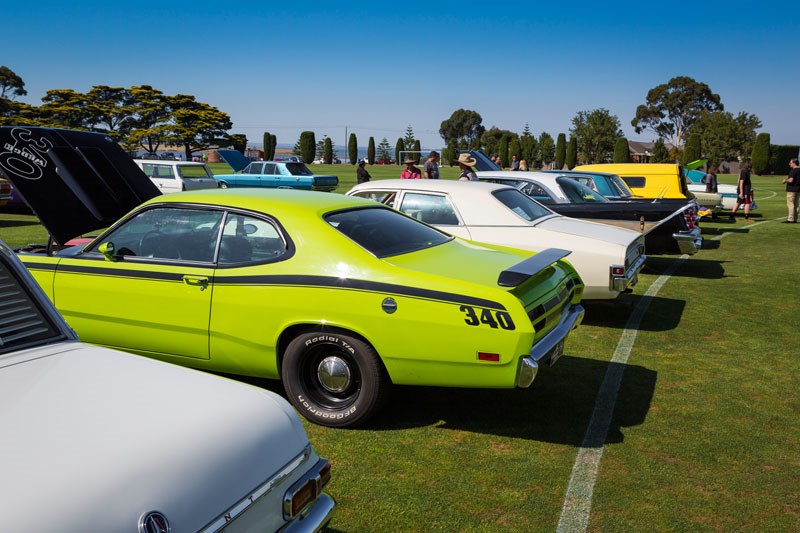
[751, 132, 770, 175]
[613, 137, 631, 163]
[299, 131, 315, 164]
[395, 137, 404, 164]
[555, 133, 566, 170]
[348, 133, 358, 164]
[682, 133, 702, 165]
[498, 137, 509, 168]
[413, 139, 421, 163]
[263, 131, 271, 160]
[368, 137, 375, 164]
[509, 138, 521, 160]
[566, 137, 577, 169]
[323, 137, 333, 164]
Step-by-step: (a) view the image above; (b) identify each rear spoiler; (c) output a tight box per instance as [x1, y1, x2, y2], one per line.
[498, 248, 571, 287]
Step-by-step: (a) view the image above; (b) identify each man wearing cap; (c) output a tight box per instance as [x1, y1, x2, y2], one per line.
[400, 158, 422, 179]
[424, 151, 440, 179]
[453, 153, 478, 181]
[356, 159, 371, 184]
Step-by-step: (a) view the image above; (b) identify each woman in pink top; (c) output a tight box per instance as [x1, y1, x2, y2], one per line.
[400, 158, 422, 179]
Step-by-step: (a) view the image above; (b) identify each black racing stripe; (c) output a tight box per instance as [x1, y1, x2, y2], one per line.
[215, 274, 507, 310]
[52, 264, 188, 282]
[20, 261, 57, 271]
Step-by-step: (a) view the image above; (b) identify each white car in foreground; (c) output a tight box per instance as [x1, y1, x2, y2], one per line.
[348, 180, 645, 300]
[134, 159, 219, 194]
[0, 240, 335, 532]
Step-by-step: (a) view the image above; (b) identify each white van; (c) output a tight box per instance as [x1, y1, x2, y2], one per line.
[134, 159, 219, 194]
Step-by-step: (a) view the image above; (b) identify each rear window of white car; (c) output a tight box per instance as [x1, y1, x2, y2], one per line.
[0, 260, 62, 354]
[326, 207, 452, 258]
[492, 188, 553, 222]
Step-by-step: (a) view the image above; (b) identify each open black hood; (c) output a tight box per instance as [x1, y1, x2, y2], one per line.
[0, 127, 160, 244]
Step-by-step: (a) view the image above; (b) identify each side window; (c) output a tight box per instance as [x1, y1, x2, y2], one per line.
[351, 191, 397, 208]
[245, 163, 262, 174]
[141, 163, 173, 179]
[622, 176, 646, 188]
[218, 213, 287, 265]
[264, 164, 278, 175]
[91, 207, 223, 262]
[398, 192, 460, 225]
[521, 182, 553, 203]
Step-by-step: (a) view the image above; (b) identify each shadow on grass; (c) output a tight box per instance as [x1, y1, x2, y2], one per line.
[581, 294, 686, 331]
[229, 357, 657, 446]
[644, 256, 728, 279]
[698, 226, 753, 236]
[0, 219, 40, 228]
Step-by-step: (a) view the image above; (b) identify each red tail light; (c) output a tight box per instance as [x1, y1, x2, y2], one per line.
[612, 266, 625, 276]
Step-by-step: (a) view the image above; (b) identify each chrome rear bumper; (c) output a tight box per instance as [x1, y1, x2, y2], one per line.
[610, 253, 646, 292]
[517, 303, 584, 388]
[673, 227, 703, 255]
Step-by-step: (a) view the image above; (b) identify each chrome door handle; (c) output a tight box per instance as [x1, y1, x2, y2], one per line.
[183, 275, 209, 291]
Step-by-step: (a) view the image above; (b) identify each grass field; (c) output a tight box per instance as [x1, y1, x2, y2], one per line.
[1, 170, 797, 531]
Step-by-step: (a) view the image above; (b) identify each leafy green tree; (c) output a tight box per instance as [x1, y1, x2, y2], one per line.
[691, 110, 761, 166]
[377, 137, 391, 163]
[403, 125, 416, 151]
[348, 132, 358, 164]
[315, 137, 326, 158]
[395, 137, 404, 164]
[167, 94, 232, 160]
[0, 66, 27, 100]
[230, 134, 247, 153]
[480, 127, 515, 158]
[566, 136, 577, 169]
[651, 138, 669, 163]
[682, 133, 702, 165]
[38, 89, 91, 129]
[537, 132, 555, 168]
[555, 133, 566, 169]
[520, 124, 537, 167]
[299, 131, 316, 164]
[126, 85, 172, 155]
[439, 108, 485, 149]
[323, 137, 333, 164]
[498, 136, 509, 168]
[509, 138, 521, 161]
[83, 85, 135, 141]
[570, 108, 622, 163]
[0, 99, 39, 126]
[613, 137, 631, 163]
[442, 141, 457, 167]
[413, 139, 421, 163]
[631, 76, 723, 147]
[368, 136, 376, 164]
[751, 132, 770, 175]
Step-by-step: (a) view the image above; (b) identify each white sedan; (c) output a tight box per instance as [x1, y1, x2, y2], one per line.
[0, 240, 335, 532]
[348, 179, 645, 300]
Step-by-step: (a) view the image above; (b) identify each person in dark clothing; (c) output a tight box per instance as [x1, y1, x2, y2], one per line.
[704, 166, 718, 193]
[730, 162, 753, 221]
[356, 159, 371, 184]
[783, 158, 800, 223]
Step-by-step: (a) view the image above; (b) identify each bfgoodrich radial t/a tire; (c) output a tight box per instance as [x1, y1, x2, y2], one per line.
[282, 331, 389, 428]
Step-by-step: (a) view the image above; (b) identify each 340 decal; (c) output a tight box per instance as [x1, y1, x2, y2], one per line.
[460, 305, 516, 330]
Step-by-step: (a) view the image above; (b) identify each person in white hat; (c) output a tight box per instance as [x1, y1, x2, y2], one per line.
[453, 153, 478, 181]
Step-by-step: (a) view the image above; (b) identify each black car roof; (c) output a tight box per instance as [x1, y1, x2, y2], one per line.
[0, 127, 159, 244]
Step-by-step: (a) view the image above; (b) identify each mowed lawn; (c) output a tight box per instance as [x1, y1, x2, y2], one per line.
[1, 169, 797, 531]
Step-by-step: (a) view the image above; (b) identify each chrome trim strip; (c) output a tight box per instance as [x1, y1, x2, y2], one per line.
[518, 303, 584, 387]
[610, 253, 647, 292]
[198, 445, 311, 533]
[279, 493, 336, 533]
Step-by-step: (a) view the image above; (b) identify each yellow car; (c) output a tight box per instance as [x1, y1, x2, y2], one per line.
[1, 126, 585, 427]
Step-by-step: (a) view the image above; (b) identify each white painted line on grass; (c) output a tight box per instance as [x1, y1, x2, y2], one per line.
[556, 217, 776, 532]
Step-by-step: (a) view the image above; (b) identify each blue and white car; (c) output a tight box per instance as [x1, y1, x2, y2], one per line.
[685, 169, 757, 211]
[215, 149, 339, 192]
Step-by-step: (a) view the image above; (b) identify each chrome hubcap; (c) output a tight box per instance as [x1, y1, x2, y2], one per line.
[317, 356, 351, 393]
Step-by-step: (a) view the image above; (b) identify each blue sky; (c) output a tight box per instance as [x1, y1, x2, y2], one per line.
[4, 1, 799, 150]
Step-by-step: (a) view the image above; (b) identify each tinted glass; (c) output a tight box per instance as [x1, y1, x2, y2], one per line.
[264, 163, 277, 174]
[622, 176, 646, 189]
[398, 193, 460, 225]
[217, 213, 286, 265]
[245, 163, 263, 174]
[326, 207, 451, 258]
[285, 163, 313, 176]
[491, 188, 553, 222]
[556, 177, 608, 203]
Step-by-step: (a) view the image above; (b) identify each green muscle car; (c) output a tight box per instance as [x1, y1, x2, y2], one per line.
[1, 127, 585, 427]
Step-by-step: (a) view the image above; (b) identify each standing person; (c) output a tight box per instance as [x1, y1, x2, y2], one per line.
[704, 166, 718, 193]
[510, 155, 520, 171]
[453, 153, 478, 181]
[730, 162, 753, 222]
[400, 157, 422, 179]
[519, 158, 528, 171]
[356, 158, 371, 184]
[423, 151, 440, 179]
[783, 158, 800, 223]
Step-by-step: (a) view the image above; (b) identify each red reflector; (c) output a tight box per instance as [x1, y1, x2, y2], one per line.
[612, 267, 625, 276]
[318, 462, 331, 490]
[478, 352, 500, 362]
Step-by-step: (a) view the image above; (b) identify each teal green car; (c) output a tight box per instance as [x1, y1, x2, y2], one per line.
[2, 127, 585, 427]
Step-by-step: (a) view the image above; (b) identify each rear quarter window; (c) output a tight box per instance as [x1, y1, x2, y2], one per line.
[621, 176, 646, 188]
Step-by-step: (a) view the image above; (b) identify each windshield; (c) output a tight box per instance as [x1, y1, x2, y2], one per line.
[556, 177, 608, 203]
[609, 175, 632, 197]
[491, 188, 553, 222]
[285, 163, 314, 176]
[326, 207, 452, 258]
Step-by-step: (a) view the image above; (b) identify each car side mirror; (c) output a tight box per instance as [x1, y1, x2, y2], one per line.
[98, 241, 117, 262]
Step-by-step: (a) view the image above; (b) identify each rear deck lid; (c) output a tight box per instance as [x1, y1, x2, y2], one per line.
[0, 127, 160, 245]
